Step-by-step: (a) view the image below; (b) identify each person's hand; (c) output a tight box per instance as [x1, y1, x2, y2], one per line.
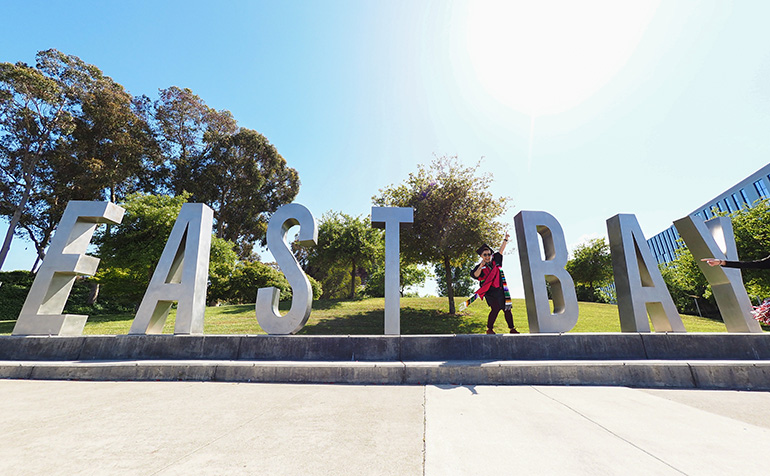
[504, 232, 510, 241]
[701, 258, 725, 267]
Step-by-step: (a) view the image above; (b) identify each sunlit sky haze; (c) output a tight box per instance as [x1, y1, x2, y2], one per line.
[2, 0, 770, 297]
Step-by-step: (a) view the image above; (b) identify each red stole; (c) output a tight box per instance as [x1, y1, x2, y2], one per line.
[476, 262, 500, 300]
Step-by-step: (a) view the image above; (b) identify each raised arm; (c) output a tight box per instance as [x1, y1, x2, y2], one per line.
[498, 232, 510, 255]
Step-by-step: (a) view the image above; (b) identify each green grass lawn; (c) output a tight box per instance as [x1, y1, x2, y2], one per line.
[0, 296, 749, 335]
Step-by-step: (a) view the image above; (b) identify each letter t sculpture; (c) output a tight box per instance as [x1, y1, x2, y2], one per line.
[371, 207, 413, 335]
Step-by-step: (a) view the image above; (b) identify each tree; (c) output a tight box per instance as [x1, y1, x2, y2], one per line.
[224, 260, 291, 303]
[373, 156, 510, 314]
[206, 236, 242, 305]
[64, 76, 160, 204]
[304, 211, 383, 299]
[565, 237, 613, 302]
[152, 88, 296, 258]
[727, 197, 770, 299]
[659, 246, 714, 316]
[153, 86, 237, 195]
[2, 51, 301, 271]
[0, 50, 160, 270]
[94, 193, 238, 308]
[660, 198, 770, 316]
[0, 52, 72, 269]
[434, 256, 476, 299]
[180, 128, 300, 258]
[365, 262, 429, 297]
[28, 66, 159, 269]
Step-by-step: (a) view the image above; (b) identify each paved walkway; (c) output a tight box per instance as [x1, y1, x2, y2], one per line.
[2, 380, 769, 475]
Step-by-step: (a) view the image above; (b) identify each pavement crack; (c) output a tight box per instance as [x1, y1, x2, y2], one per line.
[422, 385, 427, 476]
[148, 410, 269, 476]
[532, 387, 689, 476]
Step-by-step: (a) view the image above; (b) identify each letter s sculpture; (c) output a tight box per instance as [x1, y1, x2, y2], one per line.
[256, 203, 318, 334]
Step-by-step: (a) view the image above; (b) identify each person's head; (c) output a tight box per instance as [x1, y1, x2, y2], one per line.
[477, 244, 493, 263]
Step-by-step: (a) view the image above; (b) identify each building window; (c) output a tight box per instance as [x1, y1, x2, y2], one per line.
[754, 179, 769, 198]
[740, 189, 750, 205]
[724, 199, 733, 212]
[731, 193, 742, 209]
[657, 238, 667, 263]
[667, 228, 679, 251]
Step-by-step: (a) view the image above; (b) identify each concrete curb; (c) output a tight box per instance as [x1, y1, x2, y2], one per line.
[2, 334, 769, 389]
[2, 360, 770, 390]
[2, 333, 770, 361]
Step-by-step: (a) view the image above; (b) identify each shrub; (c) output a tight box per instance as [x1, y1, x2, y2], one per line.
[0, 271, 35, 320]
[0, 272, 128, 320]
[226, 261, 291, 303]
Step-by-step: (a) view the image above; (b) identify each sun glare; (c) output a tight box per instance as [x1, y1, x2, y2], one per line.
[463, 0, 660, 117]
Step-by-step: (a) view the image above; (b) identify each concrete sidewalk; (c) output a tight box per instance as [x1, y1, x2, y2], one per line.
[2, 380, 769, 475]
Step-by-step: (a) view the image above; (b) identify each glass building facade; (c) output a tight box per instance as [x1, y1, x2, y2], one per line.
[648, 163, 770, 264]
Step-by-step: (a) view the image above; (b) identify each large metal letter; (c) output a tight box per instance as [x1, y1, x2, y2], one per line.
[371, 207, 413, 335]
[513, 210, 579, 333]
[674, 215, 761, 332]
[129, 203, 213, 335]
[13, 201, 124, 336]
[607, 214, 685, 332]
[256, 203, 318, 335]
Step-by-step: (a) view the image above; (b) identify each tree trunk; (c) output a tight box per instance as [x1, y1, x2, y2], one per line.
[349, 258, 356, 299]
[87, 283, 100, 305]
[216, 190, 227, 237]
[0, 100, 65, 271]
[444, 255, 456, 314]
[0, 179, 34, 270]
[31, 255, 41, 273]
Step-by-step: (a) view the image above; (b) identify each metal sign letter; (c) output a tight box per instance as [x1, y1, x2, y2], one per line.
[514, 210, 579, 333]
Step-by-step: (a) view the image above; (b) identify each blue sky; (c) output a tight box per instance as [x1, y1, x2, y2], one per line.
[2, 0, 770, 297]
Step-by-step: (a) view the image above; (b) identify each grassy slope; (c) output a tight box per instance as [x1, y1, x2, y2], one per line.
[0, 297, 735, 335]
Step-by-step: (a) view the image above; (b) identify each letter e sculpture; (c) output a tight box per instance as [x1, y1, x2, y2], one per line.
[13, 201, 125, 336]
[256, 203, 318, 334]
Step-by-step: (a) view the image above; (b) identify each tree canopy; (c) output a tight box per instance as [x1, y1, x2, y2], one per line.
[94, 192, 238, 308]
[0, 50, 161, 270]
[565, 237, 613, 302]
[659, 246, 712, 316]
[373, 156, 510, 313]
[183, 128, 300, 258]
[0, 50, 301, 273]
[660, 198, 770, 317]
[727, 197, 770, 299]
[0, 51, 74, 269]
[303, 211, 383, 299]
[365, 261, 429, 298]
